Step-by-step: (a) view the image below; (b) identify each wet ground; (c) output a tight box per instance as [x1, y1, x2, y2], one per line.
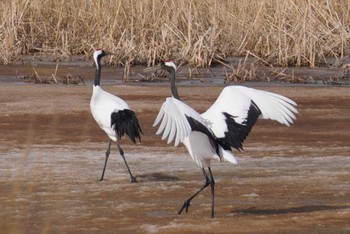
[0, 64, 349, 233]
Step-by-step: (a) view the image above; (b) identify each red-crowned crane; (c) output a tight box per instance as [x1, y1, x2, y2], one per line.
[152, 60, 298, 218]
[90, 49, 142, 182]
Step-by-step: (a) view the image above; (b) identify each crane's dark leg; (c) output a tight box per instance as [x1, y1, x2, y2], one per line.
[208, 167, 215, 218]
[117, 143, 137, 183]
[100, 140, 112, 181]
[178, 168, 210, 215]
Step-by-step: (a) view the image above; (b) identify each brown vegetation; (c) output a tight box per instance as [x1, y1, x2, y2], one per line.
[1, 0, 350, 67]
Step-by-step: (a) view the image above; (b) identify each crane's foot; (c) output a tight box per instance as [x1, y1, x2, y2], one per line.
[178, 199, 191, 214]
[130, 176, 138, 183]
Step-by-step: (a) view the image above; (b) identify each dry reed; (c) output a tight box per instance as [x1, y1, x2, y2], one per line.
[1, 0, 350, 67]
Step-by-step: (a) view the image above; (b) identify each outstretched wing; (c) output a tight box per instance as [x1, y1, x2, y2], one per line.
[201, 86, 298, 150]
[153, 97, 209, 146]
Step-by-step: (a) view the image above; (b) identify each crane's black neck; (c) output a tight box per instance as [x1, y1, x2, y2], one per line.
[169, 68, 180, 100]
[94, 59, 101, 86]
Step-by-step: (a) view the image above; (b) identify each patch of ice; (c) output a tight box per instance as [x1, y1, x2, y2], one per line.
[241, 193, 260, 198]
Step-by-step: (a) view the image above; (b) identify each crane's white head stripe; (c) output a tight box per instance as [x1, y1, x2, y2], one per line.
[164, 60, 177, 70]
[93, 49, 103, 68]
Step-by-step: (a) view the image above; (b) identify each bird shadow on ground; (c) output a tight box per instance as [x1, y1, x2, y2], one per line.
[137, 173, 180, 182]
[232, 205, 350, 215]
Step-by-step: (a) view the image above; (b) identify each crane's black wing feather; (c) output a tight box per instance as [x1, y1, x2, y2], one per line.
[218, 101, 261, 151]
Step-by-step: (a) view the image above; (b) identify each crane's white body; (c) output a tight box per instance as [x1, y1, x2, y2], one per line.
[153, 60, 298, 217]
[89, 49, 141, 182]
[154, 86, 298, 168]
[153, 60, 298, 218]
[182, 132, 236, 168]
[90, 85, 130, 142]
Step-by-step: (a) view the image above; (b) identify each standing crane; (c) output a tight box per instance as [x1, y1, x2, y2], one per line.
[152, 60, 298, 218]
[90, 49, 142, 182]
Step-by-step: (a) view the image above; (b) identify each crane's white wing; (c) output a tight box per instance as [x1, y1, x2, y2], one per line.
[201, 86, 298, 149]
[233, 86, 298, 125]
[153, 97, 206, 146]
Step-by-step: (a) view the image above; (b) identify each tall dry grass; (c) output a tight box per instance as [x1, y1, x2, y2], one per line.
[1, 0, 350, 67]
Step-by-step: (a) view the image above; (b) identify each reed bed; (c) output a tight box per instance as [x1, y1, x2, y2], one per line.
[1, 0, 350, 67]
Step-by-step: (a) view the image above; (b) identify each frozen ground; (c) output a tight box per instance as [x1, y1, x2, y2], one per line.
[0, 65, 349, 233]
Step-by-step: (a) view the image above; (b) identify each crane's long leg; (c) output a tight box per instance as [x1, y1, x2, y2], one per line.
[100, 140, 112, 181]
[178, 168, 210, 215]
[208, 167, 215, 218]
[117, 142, 137, 183]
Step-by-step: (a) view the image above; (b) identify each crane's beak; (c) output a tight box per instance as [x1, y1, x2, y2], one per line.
[143, 64, 161, 72]
[104, 51, 114, 56]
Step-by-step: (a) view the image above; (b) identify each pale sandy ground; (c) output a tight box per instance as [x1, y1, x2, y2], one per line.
[0, 65, 349, 233]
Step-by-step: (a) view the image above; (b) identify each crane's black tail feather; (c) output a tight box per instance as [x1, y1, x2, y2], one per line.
[111, 109, 143, 144]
